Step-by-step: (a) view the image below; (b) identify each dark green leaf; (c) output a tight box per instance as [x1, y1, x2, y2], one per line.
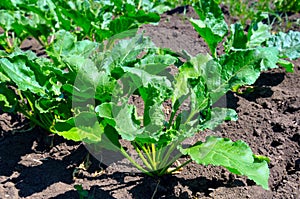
[0, 57, 45, 95]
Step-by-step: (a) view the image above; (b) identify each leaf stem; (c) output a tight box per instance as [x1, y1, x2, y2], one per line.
[166, 159, 192, 174]
[138, 143, 156, 170]
[151, 143, 157, 170]
[158, 142, 177, 170]
[132, 142, 153, 170]
[119, 146, 153, 176]
[158, 152, 182, 176]
[5, 31, 13, 50]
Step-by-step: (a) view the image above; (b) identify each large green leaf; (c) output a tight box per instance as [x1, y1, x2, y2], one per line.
[109, 16, 136, 35]
[56, 122, 104, 143]
[257, 47, 279, 71]
[48, 30, 76, 57]
[180, 136, 269, 190]
[108, 34, 155, 70]
[123, 67, 171, 89]
[225, 22, 271, 51]
[205, 48, 278, 103]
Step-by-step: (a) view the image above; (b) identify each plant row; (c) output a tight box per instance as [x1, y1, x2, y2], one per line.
[1, 0, 300, 190]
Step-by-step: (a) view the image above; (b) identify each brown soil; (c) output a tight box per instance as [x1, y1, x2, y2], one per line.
[1, 6, 300, 199]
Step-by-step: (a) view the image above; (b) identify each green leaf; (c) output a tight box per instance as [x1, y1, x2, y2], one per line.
[109, 16, 136, 34]
[56, 122, 104, 143]
[135, 54, 177, 75]
[54, 112, 104, 143]
[128, 10, 160, 24]
[103, 34, 155, 73]
[180, 136, 269, 190]
[0, 57, 45, 95]
[200, 108, 238, 130]
[123, 67, 171, 89]
[267, 30, 300, 60]
[205, 48, 278, 103]
[191, 0, 228, 57]
[172, 53, 212, 103]
[137, 85, 169, 143]
[114, 104, 144, 141]
[0, 11, 15, 30]
[0, 85, 18, 112]
[49, 30, 76, 57]
[224, 23, 247, 52]
[247, 22, 271, 48]
[257, 47, 279, 71]
[277, 59, 294, 73]
[35, 97, 61, 113]
[95, 102, 117, 127]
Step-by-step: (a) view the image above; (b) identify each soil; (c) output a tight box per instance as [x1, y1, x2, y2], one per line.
[1, 5, 300, 199]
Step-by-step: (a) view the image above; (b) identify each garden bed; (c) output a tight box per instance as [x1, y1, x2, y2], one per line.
[0, 5, 299, 199]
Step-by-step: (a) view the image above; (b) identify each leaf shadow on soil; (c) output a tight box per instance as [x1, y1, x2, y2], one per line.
[129, 175, 247, 199]
[50, 189, 115, 199]
[240, 72, 285, 101]
[50, 171, 247, 199]
[0, 128, 87, 198]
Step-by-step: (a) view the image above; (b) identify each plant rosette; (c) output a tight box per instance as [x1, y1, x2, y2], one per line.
[48, 28, 271, 189]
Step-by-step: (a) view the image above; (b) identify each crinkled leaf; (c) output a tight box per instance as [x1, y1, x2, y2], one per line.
[247, 22, 271, 48]
[114, 104, 144, 141]
[206, 48, 278, 103]
[180, 136, 269, 190]
[267, 30, 300, 60]
[172, 53, 212, 103]
[50, 30, 98, 61]
[49, 30, 76, 57]
[135, 54, 177, 74]
[123, 67, 172, 89]
[102, 34, 155, 73]
[0, 11, 15, 30]
[257, 47, 279, 71]
[137, 86, 169, 143]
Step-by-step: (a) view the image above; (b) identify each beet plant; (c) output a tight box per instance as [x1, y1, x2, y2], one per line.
[53, 31, 273, 189]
